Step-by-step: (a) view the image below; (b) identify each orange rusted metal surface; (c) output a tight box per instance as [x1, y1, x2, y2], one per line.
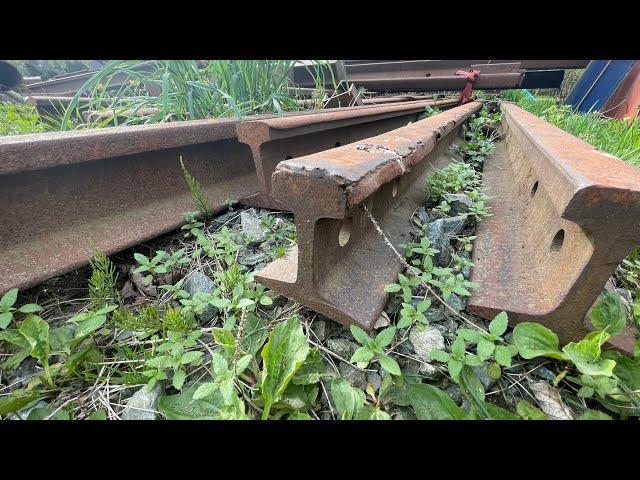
[255, 102, 481, 330]
[602, 61, 640, 121]
[0, 101, 456, 295]
[236, 98, 460, 210]
[468, 102, 640, 353]
[0, 118, 257, 295]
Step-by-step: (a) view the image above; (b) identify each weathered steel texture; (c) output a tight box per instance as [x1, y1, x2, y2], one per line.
[23, 64, 155, 96]
[602, 61, 640, 121]
[343, 60, 589, 74]
[468, 103, 640, 352]
[321, 83, 364, 108]
[362, 94, 440, 105]
[27, 95, 111, 117]
[291, 61, 348, 89]
[23, 69, 108, 95]
[0, 118, 258, 295]
[236, 99, 459, 210]
[1, 102, 462, 294]
[349, 73, 525, 92]
[255, 102, 482, 330]
[330, 60, 583, 92]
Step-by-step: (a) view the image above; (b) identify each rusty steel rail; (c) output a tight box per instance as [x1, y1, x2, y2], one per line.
[236, 98, 460, 210]
[255, 102, 481, 330]
[468, 102, 640, 352]
[343, 60, 589, 74]
[0, 100, 459, 294]
[0, 117, 258, 295]
[293, 60, 586, 90]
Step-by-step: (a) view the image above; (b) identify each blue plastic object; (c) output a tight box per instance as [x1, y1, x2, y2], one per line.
[564, 60, 636, 113]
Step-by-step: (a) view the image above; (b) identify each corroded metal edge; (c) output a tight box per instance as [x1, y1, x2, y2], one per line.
[255, 102, 482, 330]
[468, 102, 640, 352]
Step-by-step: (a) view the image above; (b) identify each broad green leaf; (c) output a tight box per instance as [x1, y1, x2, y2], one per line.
[484, 402, 519, 420]
[330, 377, 365, 420]
[49, 326, 73, 355]
[350, 325, 372, 346]
[416, 299, 431, 313]
[19, 315, 51, 383]
[494, 345, 513, 367]
[516, 400, 547, 420]
[17, 304, 43, 314]
[0, 328, 29, 348]
[456, 328, 485, 344]
[459, 365, 485, 406]
[354, 405, 391, 420]
[172, 369, 186, 391]
[451, 336, 465, 358]
[293, 349, 324, 385]
[487, 362, 502, 380]
[590, 290, 626, 336]
[73, 314, 107, 338]
[463, 354, 483, 367]
[87, 410, 108, 420]
[489, 311, 508, 337]
[0, 390, 42, 416]
[133, 253, 149, 265]
[259, 295, 273, 306]
[260, 316, 310, 419]
[241, 314, 268, 356]
[159, 383, 247, 420]
[0, 312, 13, 329]
[477, 339, 495, 360]
[375, 326, 396, 348]
[210, 351, 228, 376]
[562, 332, 616, 377]
[236, 298, 255, 310]
[210, 298, 231, 309]
[181, 350, 204, 365]
[27, 407, 70, 420]
[384, 283, 401, 293]
[409, 383, 467, 420]
[277, 383, 318, 412]
[0, 311, 13, 329]
[0, 288, 18, 308]
[577, 409, 612, 420]
[377, 353, 401, 376]
[612, 354, 640, 391]
[234, 354, 252, 376]
[193, 382, 217, 400]
[212, 327, 235, 348]
[513, 322, 566, 360]
[2, 349, 30, 371]
[448, 358, 463, 381]
[288, 411, 312, 420]
[350, 346, 374, 367]
[430, 349, 450, 362]
[577, 386, 595, 398]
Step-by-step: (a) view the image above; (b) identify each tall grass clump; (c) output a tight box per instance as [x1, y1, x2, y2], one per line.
[502, 90, 640, 167]
[56, 60, 305, 130]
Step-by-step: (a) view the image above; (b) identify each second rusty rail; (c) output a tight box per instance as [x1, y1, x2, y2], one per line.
[255, 102, 481, 329]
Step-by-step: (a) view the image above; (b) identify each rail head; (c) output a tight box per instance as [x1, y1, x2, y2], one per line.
[272, 101, 482, 211]
[469, 101, 640, 352]
[235, 100, 449, 146]
[501, 102, 640, 231]
[0, 117, 242, 175]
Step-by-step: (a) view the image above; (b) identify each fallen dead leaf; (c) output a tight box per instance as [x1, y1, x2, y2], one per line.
[529, 380, 573, 420]
[130, 267, 158, 297]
